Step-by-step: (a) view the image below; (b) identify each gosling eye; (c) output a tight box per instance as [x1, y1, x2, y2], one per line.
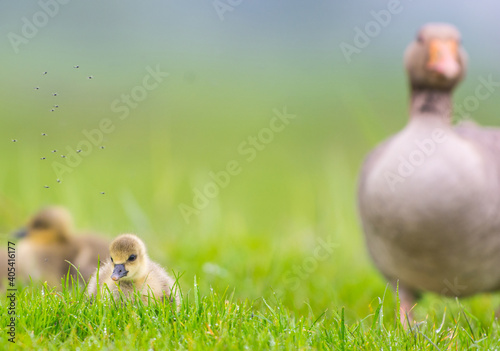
[110, 257, 114, 263]
[128, 254, 137, 262]
[32, 219, 49, 230]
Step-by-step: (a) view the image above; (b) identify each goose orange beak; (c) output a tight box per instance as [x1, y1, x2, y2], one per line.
[427, 39, 460, 79]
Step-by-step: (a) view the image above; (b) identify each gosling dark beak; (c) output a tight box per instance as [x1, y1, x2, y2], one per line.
[15, 228, 28, 239]
[111, 264, 128, 281]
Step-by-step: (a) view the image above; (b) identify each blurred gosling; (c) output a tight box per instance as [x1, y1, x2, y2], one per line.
[86, 234, 179, 306]
[16, 206, 109, 287]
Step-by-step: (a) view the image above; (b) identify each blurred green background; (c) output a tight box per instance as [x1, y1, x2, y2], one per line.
[1, 0, 500, 321]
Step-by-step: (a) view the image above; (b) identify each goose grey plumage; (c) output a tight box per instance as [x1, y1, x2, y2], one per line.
[358, 23, 500, 319]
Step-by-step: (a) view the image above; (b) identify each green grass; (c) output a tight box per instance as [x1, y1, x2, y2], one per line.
[1, 61, 500, 349]
[1, 277, 500, 350]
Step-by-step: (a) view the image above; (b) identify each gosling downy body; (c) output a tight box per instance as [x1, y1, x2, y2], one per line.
[16, 206, 109, 287]
[358, 23, 500, 318]
[87, 234, 179, 306]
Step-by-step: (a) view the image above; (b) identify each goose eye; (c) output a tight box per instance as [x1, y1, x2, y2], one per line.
[128, 254, 137, 262]
[110, 257, 113, 263]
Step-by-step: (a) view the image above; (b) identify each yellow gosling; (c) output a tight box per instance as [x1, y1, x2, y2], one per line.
[16, 206, 109, 287]
[87, 234, 179, 306]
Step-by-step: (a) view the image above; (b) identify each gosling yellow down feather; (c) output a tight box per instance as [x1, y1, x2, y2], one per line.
[16, 206, 109, 287]
[86, 234, 179, 306]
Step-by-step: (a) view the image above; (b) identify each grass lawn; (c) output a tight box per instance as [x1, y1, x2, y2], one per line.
[1, 277, 500, 349]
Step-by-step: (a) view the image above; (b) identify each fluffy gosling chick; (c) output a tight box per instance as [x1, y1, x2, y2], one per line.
[87, 234, 179, 306]
[16, 206, 109, 287]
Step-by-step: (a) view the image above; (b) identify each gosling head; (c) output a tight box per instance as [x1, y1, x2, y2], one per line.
[16, 206, 74, 244]
[405, 23, 467, 91]
[109, 234, 148, 282]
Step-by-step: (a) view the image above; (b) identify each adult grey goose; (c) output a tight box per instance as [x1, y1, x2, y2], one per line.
[358, 23, 500, 319]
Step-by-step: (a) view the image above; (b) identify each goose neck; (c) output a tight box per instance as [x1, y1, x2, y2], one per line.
[409, 88, 453, 123]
